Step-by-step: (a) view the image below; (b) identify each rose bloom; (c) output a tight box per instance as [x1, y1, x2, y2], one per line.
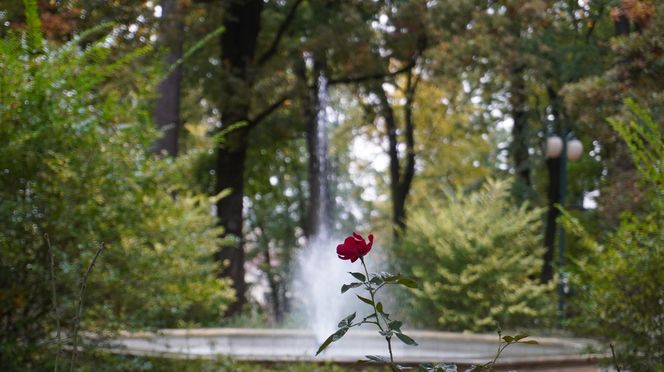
[337, 232, 374, 262]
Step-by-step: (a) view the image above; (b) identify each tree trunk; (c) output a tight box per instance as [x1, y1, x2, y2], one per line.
[542, 156, 561, 283]
[614, 11, 630, 36]
[399, 73, 416, 233]
[153, 0, 185, 157]
[375, 84, 401, 238]
[215, 128, 250, 316]
[505, 5, 531, 199]
[375, 72, 416, 239]
[509, 64, 531, 192]
[216, 0, 263, 317]
[542, 85, 563, 283]
[263, 246, 282, 323]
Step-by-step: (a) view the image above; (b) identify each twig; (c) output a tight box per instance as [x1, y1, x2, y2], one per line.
[247, 93, 291, 129]
[45, 234, 61, 372]
[168, 25, 225, 74]
[487, 331, 505, 370]
[610, 343, 622, 372]
[256, 0, 304, 66]
[69, 243, 105, 371]
[327, 60, 416, 86]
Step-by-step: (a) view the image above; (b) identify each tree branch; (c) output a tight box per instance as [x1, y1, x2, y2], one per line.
[248, 94, 290, 129]
[256, 0, 304, 66]
[327, 60, 416, 86]
[70, 243, 105, 371]
[399, 68, 418, 195]
[585, 5, 605, 43]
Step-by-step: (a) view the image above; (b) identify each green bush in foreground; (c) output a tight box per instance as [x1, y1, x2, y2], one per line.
[0, 5, 233, 368]
[394, 180, 554, 332]
[562, 100, 663, 371]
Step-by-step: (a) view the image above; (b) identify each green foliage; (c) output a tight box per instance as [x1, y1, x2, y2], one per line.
[421, 332, 538, 372]
[608, 98, 664, 196]
[561, 102, 663, 371]
[565, 212, 663, 371]
[0, 24, 233, 367]
[560, 2, 664, 226]
[22, 0, 42, 51]
[394, 180, 554, 332]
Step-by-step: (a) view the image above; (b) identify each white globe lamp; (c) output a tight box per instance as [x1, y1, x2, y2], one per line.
[566, 139, 583, 161]
[545, 136, 563, 159]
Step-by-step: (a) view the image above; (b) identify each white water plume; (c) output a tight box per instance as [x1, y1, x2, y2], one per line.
[295, 233, 354, 342]
[293, 73, 359, 342]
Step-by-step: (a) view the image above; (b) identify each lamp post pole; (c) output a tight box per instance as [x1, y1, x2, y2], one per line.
[557, 133, 569, 319]
[545, 132, 582, 321]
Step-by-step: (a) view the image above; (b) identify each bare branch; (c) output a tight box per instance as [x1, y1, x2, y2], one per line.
[585, 5, 605, 43]
[256, 0, 304, 66]
[45, 234, 62, 372]
[400, 67, 418, 194]
[248, 94, 290, 129]
[327, 60, 416, 86]
[69, 243, 105, 371]
[610, 344, 622, 372]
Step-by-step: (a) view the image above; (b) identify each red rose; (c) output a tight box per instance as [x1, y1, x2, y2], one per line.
[337, 232, 374, 262]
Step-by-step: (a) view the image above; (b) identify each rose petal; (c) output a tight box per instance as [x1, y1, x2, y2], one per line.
[352, 232, 364, 242]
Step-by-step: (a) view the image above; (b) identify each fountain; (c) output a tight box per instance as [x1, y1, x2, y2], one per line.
[293, 73, 362, 342]
[103, 73, 606, 372]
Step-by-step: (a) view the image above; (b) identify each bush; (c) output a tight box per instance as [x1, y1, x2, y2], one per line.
[569, 213, 663, 371]
[0, 8, 233, 368]
[393, 180, 554, 332]
[562, 101, 663, 371]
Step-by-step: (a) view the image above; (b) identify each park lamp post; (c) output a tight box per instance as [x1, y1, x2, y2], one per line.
[545, 133, 583, 319]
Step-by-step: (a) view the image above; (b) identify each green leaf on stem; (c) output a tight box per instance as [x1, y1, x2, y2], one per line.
[380, 330, 394, 337]
[388, 320, 402, 331]
[349, 272, 366, 282]
[365, 355, 389, 363]
[502, 335, 514, 343]
[316, 327, 349, 355]
[376, 302, 390, 317]
[395, 332, 418, 346]
[356, 295, 374, 306]
[338, 312, 357, 328]
[341, 282, 362, 293]
[370, 275, 384, 286]
[514, 334, 529, 341]
[383, 274, 418, 288]
[396, 277, 418, 288]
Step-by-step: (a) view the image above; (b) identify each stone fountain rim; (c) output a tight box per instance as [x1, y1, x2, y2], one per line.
[113, 327, 594, 348]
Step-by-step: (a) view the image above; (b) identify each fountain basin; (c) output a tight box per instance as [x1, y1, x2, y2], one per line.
[105, 328, 607, 370]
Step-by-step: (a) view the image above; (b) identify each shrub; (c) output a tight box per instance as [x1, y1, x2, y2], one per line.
[0, 6, 233, 368]
[562, 100, 663, 371]
[393, 180, 554, 332]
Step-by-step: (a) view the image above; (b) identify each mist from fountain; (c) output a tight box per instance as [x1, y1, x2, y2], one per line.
[294, 73, 362, 342]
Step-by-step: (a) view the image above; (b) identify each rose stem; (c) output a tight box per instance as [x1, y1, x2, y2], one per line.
[360, 257, 396, 371]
